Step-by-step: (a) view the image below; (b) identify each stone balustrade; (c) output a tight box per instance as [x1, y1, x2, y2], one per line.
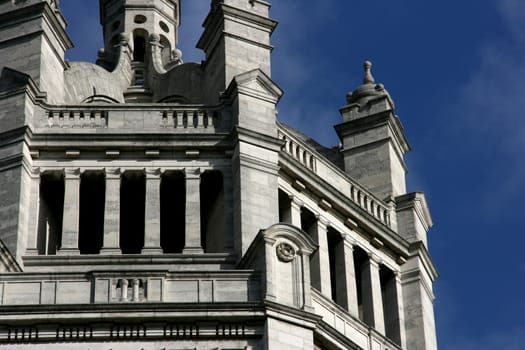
[160, 109, 221, 130]
[278, 126, 391, 227]
[47, 110, 108, 128]
[279, 129, 317, 171]
[0, 272, 259, 306]
[312, 289, 401, 350]
[40, 106, 227, 132]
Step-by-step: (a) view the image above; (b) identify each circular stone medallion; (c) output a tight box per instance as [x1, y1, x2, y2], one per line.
[276, 242, 296, 262]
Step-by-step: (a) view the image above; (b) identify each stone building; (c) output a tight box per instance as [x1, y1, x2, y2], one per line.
[0, 1, 438, 349]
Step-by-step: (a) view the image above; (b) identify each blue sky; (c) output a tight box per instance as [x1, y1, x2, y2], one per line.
[61, 1, 525, 349]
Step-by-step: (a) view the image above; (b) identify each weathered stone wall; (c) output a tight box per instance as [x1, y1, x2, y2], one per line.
[0, 165, 22, 262]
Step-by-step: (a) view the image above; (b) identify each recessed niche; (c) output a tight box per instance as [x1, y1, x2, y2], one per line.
[159, 21, 169, 33]
[134, 15, 147, 24]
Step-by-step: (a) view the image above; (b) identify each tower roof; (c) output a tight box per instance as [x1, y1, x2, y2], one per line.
[346, 61, 393, 107]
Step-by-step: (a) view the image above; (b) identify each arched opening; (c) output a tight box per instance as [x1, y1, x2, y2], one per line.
[120, 171, 145, 254]
[78, 171, 105, 254]
[160, 171, 185, 253]
[36, 172, 64, 255]
[200, 170, 225, 252]
[133, 32, 146, 62]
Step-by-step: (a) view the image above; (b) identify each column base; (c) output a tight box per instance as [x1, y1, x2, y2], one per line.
[100, 248, 122, 255]
[25, 248, 40, 256]
[141, 247, 163, 255]
[183, 247, 204, 254]
[57, 248, 80, 256]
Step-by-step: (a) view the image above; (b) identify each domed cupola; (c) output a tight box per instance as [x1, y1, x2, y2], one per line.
[345, 61, 394, 113]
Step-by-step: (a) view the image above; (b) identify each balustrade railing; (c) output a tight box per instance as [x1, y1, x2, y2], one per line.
[42, 106, 224, 131]
[160, 109, 221, 129]
[278, 129, 317, 172]
[47, 110, 108, 128]
[278, 126, 391, 227]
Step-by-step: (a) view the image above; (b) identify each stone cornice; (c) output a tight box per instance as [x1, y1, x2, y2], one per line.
[396, 192, 434, 230]
[223, 68, 283, 105]
[335, 110, 411, 156]
[409, 241, 439, 280]
[264, 300, 321, 330]
[0, 67, 47, 104]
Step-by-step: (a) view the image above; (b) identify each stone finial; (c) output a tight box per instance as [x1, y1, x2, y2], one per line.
[363, 61, 375, 84]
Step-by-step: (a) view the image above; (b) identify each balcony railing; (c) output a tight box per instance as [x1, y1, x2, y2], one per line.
[278, 126, 391, 227]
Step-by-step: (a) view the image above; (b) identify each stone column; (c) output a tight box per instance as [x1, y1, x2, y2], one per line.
[290, 196, 302, 227]
[337, 236, 359, 317]
[222, 171, 235, 253]
[26, 168, 41, 255]
[361, 254, 386, 334]
[59, 168, 81, 255]
[142, 168, 162, 254]
[310, 217, 332, 298]
[101, 168, 122, 255]
[183, 168, 203, 254]
[385, 272, 407, 347]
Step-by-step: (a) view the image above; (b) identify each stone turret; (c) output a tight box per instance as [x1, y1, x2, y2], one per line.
[99, 0, 181, 65]
[197, 0, 278, 105]
[0, 0, 72, 103]
[335, 61, 410, 201]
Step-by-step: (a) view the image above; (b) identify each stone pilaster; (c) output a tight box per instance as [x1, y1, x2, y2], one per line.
[183, 168, 203, 254]
[25, 168, 41, 256]
[385, 272, 407, 348]
[361, 254, 386, 334]
[100, 168, 122, 255]
[290, 196, 303, 228]
[142, 168, 162, 254]
[310, 217, 332, 298]
[58, 168, 81, 255]
[338, 236, 359, 317]
[222, 172, 235, 253]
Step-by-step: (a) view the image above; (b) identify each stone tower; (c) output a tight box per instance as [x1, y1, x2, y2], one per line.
[0, 1, 438, 350]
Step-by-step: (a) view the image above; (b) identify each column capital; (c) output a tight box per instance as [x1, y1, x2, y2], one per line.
[367, 252, 383, 266]
[145, 167, 161, 179]
[64, 167, 81, 179]
[29, 167, 42, 179]
[185, 167, 201, 179]
[105, 167, 122, 179]
[290, 195, 304, 208]
[343, 234, 357, 248]
[316, 216, 330, 229]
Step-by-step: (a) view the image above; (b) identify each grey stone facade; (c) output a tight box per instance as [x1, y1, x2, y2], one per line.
[0, 1, 438, 349]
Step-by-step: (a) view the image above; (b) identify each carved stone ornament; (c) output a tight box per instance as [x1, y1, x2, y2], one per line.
[276, 242, 296, 262]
